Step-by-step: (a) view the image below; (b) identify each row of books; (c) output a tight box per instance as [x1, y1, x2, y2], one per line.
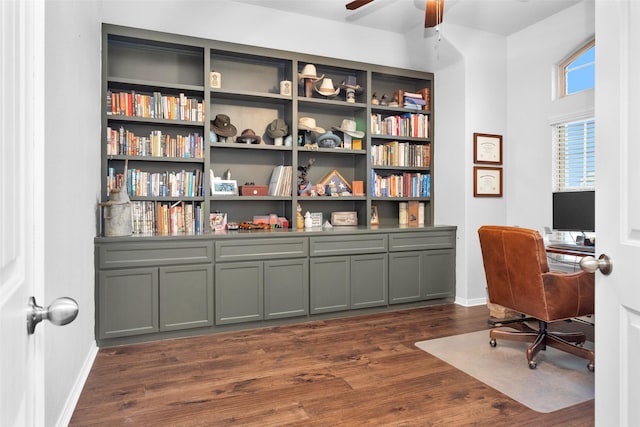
[268, 165, 293, 196]
[371, 113, 430, 138]
[371, 170, 431, 198]
[371, 141, 431, 167]
[106, 126, 204, 159]
[107, 90, 205, 122]
[107, 168, 204, 198]
[394, 88, 431, 111]
[131, 200, 204, 235]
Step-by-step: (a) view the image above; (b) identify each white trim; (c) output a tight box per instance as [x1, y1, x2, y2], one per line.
[54, 344, 99, 427]
[548, 108, 595, 126]
[455, 296, 487, 307]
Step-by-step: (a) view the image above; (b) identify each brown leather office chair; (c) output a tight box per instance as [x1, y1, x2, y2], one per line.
[478, 225, 595, 370]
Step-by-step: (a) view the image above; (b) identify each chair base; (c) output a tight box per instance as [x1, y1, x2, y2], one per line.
[489, 320, 594, 371]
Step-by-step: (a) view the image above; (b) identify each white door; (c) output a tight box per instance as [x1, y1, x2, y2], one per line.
[0, 0, 44, 426]
[593, 1, 640, 425]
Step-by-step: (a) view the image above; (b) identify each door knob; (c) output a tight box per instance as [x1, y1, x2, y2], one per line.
[27, 296, 79, 335]
[580, 254, 613, 275]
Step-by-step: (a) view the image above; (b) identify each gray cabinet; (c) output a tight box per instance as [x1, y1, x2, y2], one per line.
[214, 237, 309, 325]
[96, 240, 214, 341]
[309, 235, 388, 314]
[388, 231, 455, 304]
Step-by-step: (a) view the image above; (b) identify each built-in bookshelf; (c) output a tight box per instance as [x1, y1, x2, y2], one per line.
[100, 25, 434, 235]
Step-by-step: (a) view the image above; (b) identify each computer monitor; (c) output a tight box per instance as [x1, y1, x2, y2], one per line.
[552, 190, 595, 232]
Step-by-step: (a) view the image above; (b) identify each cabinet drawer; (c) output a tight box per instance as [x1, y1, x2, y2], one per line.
[215, 237, 308, 262]
[98, 241, 214, 269]
[310, 234, 387, 257]
[388, 231, 455, 252]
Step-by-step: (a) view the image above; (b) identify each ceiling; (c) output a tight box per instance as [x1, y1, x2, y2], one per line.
[232, 0, 582, 36]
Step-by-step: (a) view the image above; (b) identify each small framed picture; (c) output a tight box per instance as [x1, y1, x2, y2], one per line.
[474, 166, 503, 197]
[211, 179, 238, 196]
[370, 205, 379, 225]
[209, 212, 227, 231]
[473, 133, 503, 165]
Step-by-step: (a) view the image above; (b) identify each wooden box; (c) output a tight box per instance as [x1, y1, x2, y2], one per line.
[240, 185, 268, 196]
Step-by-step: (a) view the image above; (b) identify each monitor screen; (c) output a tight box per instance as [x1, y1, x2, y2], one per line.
[552, 190, 595, 232]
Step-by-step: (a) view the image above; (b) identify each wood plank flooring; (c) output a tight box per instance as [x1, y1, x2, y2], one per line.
[70, 304, 594, 426]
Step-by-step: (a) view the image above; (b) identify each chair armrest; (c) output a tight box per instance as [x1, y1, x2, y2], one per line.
[542, 270, 595, 320]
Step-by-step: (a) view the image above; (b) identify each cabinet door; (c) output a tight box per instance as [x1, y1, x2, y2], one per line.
[264, 259, 309, 320]
[351, 253, 388, 309]
[388, 252, 423, 304]
[422, 249, 455, 300]
[159, 264, 213, 332]
[98, 267, 159, 339]
[215, 261, 263, 325]
[309, 256, 349, 314]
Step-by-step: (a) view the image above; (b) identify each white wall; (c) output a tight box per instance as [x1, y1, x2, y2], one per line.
[44, 1, 101, 426]
[506, 1, 595, 233]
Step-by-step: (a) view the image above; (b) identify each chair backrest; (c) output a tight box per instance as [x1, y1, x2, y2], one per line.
[478, 225, 551, 317]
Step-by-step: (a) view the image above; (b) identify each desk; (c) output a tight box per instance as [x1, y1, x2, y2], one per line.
[546, 245, 594, 257]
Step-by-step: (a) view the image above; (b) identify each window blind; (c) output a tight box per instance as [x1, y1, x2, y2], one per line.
[552, 118, 595, 191]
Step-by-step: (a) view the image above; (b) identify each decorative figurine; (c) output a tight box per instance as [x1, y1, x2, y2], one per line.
[296, 203, 304, 229]
[297, 158, 315, 196]
[304, 211, 313, 229]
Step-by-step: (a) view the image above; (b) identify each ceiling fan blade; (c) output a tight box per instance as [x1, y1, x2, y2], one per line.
[424, 0, 444, 28]
[346, 0, 375, 10]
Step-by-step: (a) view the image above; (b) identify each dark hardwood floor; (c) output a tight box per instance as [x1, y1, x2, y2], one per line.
[70, 304, 594, 426]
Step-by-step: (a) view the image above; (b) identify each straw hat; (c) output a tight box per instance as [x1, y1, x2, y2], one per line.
[298, 117, 325, 134]
[314, 78, 340, 97]
[298, 64, 324, 81]
[332, 119, 364, 138]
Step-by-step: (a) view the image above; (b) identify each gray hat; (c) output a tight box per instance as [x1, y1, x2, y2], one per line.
[211, 114, 237, 137]
[267, 119, 288, 138]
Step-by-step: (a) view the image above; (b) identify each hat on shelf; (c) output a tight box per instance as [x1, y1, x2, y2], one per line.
[298, 64, 324, 81]
[339, 75, 364, 93]
[314, 78, 340, 97]
[316, 131, 341, 148]
[211, 114, 238, 137]
[267, 118, 289, 138]
[298, 117, 325, 134]
[332, 118, 364, 138]
[236, 128, 262, 144]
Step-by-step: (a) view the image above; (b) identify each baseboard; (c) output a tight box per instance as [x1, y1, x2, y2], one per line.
[455, 296, 487, 307]
[55, 343, 99, 427]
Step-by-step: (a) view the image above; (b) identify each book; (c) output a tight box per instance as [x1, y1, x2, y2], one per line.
[399, 202, 408, 225]
[408, 200, 419, 226]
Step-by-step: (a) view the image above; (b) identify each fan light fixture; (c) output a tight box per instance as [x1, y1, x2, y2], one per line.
[346, 0, 444, 29]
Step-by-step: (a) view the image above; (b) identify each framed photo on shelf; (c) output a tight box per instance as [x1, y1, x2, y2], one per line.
[474, 166, 503, 197]
[211, 179, 238, 196]
[473, 133, 503, 165]
[370, 205, 379, 225]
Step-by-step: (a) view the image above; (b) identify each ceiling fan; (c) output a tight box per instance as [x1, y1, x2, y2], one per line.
[345, 0, 444, 28]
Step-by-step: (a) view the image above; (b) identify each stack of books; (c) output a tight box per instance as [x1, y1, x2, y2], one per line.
[393, 88, 431, 111]
[268, 165, 292, 196]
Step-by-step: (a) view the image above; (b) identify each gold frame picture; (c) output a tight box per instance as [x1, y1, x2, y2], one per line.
[473, 133, 503, 165]
[474, 166, 503, 197]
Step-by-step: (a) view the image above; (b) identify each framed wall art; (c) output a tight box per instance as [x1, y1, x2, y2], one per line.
[211, 179, 238, 196]
[473, 133, 503, 165]
[474, 166, 503, 197]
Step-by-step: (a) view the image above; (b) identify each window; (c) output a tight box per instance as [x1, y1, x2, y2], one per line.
[553, 118, 595, 192]
[559, 39, 595, 97]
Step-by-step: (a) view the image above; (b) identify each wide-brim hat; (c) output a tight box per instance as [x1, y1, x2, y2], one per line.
[339, 75, 365, 93]
[298, 117, 325, 134]
[332, 118, 364, 138]
[236, 128, 262, 144]
[314, 78, 340, 97]
[298, 63, 324, 81]
[267, 118, 288, 138]
[316, 131, 341, 148]
[211, 114, 237, 137]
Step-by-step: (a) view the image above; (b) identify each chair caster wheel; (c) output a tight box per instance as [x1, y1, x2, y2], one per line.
[587, 362, 595, 372]
[489, 338, 497, 347]
[528, 360, 537, 369]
